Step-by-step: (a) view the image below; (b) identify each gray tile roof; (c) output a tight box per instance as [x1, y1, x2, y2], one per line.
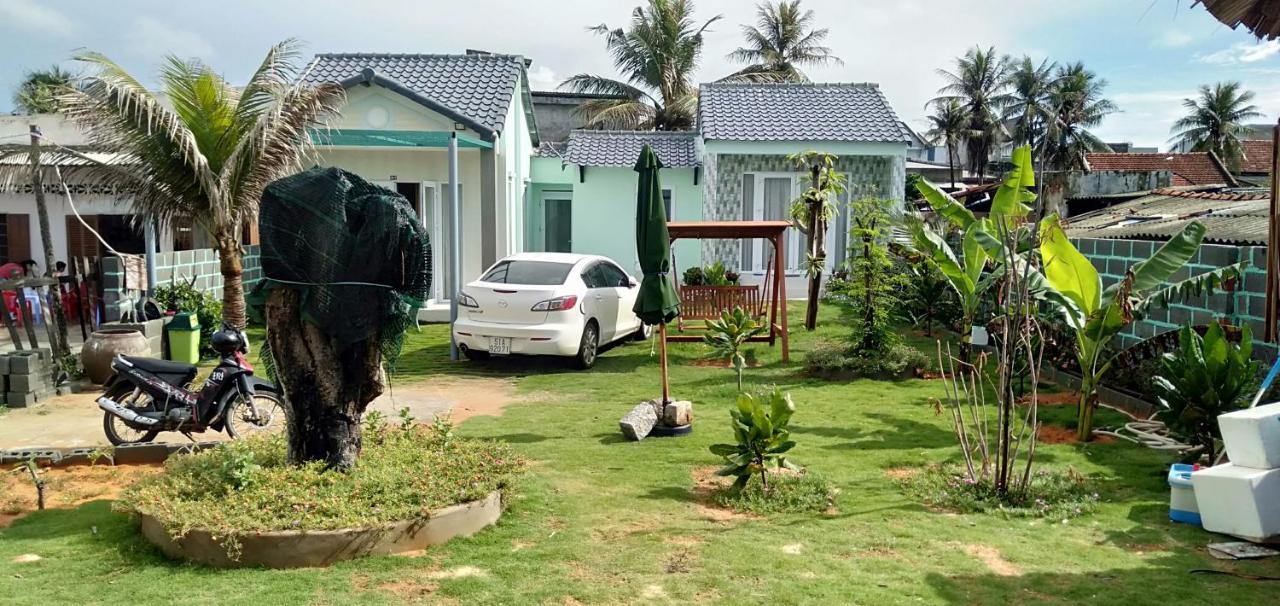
[564, 130, 700, 168]
[305, 53, 526, 138]
[536, 141, 567, 158]
[699, 82, 911, 143]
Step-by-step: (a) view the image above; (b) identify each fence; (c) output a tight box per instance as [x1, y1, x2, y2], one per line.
[1072, 237, 1275, 360]
[100, 245, 262, 322]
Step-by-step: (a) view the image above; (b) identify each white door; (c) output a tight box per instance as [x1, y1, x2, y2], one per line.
[420, 181, 459, 302]
[597, 261, 635, 341]
[743, 173, 803, 273]
[582, 262, 623, 341]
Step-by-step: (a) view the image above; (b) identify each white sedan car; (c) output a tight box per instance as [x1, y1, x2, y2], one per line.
[453, 253, 649, 369]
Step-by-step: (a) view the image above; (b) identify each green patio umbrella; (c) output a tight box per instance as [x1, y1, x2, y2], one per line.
[632, 144, 680, 403]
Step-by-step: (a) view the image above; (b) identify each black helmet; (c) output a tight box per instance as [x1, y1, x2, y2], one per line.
[211, 329, 243, 355]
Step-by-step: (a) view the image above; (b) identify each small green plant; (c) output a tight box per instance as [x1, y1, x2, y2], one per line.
[712, 472, 834, 514]
[709, 388, 798, 491]
[703, 306, 767, 391]
[703, 261, 737, 286]
[900, 465, 1100, 519]
[846, 197, 907, 353]
[20, 459, 45, 510]
[56, 353, 84, 382]
[396, 406, 416, 431]
[682, 266, 705, 286]
[901, 260, 962, 337]
[362, 410, 387, 434]
[1153, 323, 1260, 460]
[155, 278, 224, 359]
[804, 341, 928, 379]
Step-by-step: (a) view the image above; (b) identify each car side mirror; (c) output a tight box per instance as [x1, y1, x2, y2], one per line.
[628, 278, 638, 288]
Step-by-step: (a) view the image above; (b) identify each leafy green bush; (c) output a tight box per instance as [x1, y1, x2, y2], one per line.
[119, 419, 524, 540]
[682, 266, 705, 286]
[901, 260, 962, 336]
[899, 465, 1099, 519]
[804, 340, 928, 379]
[709, 388, 798, 491]
[712, 472, 834, 515]
[155, 280, 223, 359]
[683, 262, 739, 287]
[704, 306, 767, 391]
[1154, 323, 1260, 460]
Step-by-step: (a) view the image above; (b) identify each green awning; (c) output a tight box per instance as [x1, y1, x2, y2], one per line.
[310, 129, 493, 149]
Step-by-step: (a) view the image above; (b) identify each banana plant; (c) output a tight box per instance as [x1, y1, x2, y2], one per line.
[905, 146, 1038, 357]
[1038, 216, 1246, 440]
[709, 388, 798, 491]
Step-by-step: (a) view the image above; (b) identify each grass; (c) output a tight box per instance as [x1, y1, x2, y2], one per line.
[2, 302, 1279, 604]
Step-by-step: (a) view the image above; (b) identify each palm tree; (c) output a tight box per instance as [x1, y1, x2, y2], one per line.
[725, 0, 842, 82]
[931, 47, 1012, 183]
[1003, 56, 1057, 153]
[55, 40, 345, 328]
[925, 99, 969, 187]
[1170, 82, 1263, 173]
[561, 0, 720, 130]
[1040, 62, 1117, 217]
[13, 65, 76, 114]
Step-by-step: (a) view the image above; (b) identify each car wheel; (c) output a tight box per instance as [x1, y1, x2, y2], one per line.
[632, 323, 652, 342]
[574, 322, 600, 369]
[462, 347, 490, 362]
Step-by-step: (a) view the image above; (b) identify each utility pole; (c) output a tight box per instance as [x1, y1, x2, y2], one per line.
[28, 125, 70, 362]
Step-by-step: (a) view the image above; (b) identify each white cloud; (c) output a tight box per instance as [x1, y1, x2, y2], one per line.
[1197, 40, 1280, 65]
[0, 0, 76, 37]
[1154, 29, 1194, 48]
[126, 16, 215, 61]
[526, 65, 559, 92]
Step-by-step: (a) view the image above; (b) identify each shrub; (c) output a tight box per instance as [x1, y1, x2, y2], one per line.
[712, 472, 834, 515]
[155, 279, 224, 359]
[704, 306, 767, 391]
[682, 266, 705, 286]
[899, 465, 1099, 519]
[901, 260, 962, 336]
[703, 260, 736, 286]
[119, 419, 524, 541]
[804, 340, 928, 379]
[709, 388, 798, 491]
[1154, 323, 1260, 460]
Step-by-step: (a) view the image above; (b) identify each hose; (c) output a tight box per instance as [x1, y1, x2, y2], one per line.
[1090, 402, 1200, 454]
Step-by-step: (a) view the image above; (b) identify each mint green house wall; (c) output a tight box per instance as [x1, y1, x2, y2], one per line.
[569, 166, 702, 277]
[527, 156, 575, 253]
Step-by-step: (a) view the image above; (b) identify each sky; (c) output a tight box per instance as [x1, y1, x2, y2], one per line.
[0, 0, 1277, 150]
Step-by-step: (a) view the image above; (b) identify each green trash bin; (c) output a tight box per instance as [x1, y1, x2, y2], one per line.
[167, 312, 201, 364]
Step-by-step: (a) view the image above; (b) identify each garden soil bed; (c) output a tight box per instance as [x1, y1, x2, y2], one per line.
[0, 463, 159, 528]
[140, 490, 505, 568]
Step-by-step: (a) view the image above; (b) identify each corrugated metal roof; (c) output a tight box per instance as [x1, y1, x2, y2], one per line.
[698, 82, 910, 143]
[1064, 187, 1271, 245]
[564, 130, 700, 168]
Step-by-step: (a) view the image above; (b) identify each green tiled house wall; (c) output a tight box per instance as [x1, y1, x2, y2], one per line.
[100, 245, 262, 321]
[1074, 238, 1275, 360]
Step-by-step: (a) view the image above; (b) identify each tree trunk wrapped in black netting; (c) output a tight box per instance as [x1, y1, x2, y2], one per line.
[248, 166, 430, 470]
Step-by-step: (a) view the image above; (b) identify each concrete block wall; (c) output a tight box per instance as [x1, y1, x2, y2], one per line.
[1073, 238, 1275, 360]
[101, 245, 261, 322]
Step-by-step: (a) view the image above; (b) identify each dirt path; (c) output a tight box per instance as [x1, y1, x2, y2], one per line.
[0, 376, 522, 450]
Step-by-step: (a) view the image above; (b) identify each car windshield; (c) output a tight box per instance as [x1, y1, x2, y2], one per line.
[480, 260, 574, 285]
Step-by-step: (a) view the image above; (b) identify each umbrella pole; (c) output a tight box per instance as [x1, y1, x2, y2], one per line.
[659, 323, 670, 405]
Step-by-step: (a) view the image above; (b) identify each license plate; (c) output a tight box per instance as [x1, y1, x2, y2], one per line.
[488, 337, 511, 355]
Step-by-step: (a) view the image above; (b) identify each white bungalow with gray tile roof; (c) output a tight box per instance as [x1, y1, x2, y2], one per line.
[528, 130, 703, 277]
[304, 52, 538, 318]
[697, 82, 908, 293]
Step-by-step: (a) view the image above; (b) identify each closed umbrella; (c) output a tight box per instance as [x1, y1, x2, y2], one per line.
[632, 145, 680, 403]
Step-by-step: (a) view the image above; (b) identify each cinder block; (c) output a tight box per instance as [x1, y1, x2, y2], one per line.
[7, 373, 48, 394]
[0, 355, 11, 375]
[8, 352, 42, 375]
[6, 390, 41, 407]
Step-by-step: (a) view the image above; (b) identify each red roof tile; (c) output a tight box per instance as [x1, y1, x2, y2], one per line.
[1241, 139, 1273, 174]
[1084, 152, 1233, 186]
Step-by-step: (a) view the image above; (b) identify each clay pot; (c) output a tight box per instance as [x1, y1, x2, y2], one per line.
[81, 329, 150, 384]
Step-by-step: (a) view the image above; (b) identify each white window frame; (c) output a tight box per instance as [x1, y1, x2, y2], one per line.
[743, 172, 804, 274]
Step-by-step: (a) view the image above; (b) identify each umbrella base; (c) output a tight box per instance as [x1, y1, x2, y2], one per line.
[650, 423, 692, 438]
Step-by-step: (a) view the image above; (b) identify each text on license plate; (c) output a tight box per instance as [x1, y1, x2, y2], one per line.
[488, 337, 511, 355]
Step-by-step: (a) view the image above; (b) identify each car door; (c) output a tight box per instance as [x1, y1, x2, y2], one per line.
[582, 262, 621, 341]
[598, 262, 638, 340]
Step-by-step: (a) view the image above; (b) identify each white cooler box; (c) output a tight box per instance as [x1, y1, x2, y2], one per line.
[1218, 403, 1280, 470]
[1192, 463, 1280, 542]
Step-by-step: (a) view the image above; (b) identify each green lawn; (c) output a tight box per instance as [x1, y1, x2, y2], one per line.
[3, 303, 1278, 605]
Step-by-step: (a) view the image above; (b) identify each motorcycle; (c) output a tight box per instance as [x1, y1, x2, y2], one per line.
[96, 322, 286, 445]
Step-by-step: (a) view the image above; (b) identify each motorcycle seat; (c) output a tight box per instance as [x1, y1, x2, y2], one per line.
[121, 356, 198, 382]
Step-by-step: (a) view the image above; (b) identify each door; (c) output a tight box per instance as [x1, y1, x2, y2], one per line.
[596, 261, 635, 340]
[743, 174, 801, 273]
[543, 196, 572, 253]
[5, 214, 29, 262]
[421, 182, 459, 302]
[582, 262, 621, 340]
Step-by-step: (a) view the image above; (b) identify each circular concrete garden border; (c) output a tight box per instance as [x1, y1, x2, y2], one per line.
[139, 490, 503, 568]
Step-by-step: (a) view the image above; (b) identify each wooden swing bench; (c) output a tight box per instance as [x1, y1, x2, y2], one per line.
[664, 220, 790, 361]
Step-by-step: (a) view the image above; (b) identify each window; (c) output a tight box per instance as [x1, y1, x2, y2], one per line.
[481, 260, 574, 285]
[662, 189, 674, 221]
[581, 263, 604, 288]
[597, 262, 629, 287]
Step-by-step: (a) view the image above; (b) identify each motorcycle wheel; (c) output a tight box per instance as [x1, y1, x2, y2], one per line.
[102, 384, 159, 446]
[225, 386, 288, 439]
